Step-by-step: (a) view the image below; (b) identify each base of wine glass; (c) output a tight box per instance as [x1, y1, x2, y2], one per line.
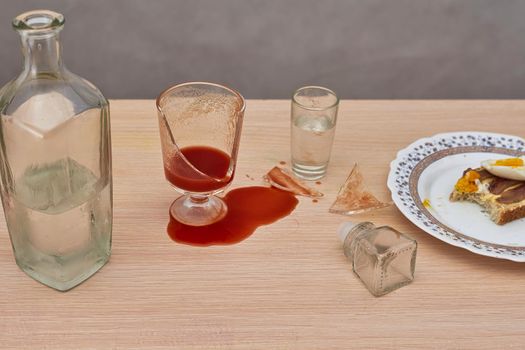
[170, 194, 227, 226]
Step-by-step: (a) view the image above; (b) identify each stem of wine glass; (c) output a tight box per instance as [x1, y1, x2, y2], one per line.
[189, 195, 209, 204]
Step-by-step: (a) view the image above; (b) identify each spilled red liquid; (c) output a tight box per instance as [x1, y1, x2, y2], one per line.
[164, 146, 232, 192]
[168, 186, 298, 246]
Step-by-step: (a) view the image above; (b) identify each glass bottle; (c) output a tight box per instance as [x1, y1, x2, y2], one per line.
[338, 222, 417, 296]
[0, 10, 112, 291]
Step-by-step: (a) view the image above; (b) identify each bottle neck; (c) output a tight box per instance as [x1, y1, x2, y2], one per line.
[20, 31, 64, 76]
[343, 222, 375, 260]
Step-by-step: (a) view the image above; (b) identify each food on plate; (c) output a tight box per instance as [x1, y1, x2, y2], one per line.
[481, 157, 525, 181]
[450, 164, 525, 225]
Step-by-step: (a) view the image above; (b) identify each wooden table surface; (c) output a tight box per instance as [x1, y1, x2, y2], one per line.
[1, 100, 525, 349]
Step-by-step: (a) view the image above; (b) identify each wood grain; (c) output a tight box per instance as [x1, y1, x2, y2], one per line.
[1, 100, 525, 349]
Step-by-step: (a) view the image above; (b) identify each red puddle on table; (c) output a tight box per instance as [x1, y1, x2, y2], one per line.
[168, 186, 299, 246]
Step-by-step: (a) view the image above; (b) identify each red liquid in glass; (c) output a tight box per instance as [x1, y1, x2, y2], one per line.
[168, 186, 298, 246]
[164, 146, 232, 192]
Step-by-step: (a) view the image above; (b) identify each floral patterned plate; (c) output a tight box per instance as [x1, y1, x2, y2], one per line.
[387, 131, 525, 262]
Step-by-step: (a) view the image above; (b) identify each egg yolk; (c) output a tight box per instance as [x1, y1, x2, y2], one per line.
[494, 158, 524, 167]
[455, 170, 480, 193]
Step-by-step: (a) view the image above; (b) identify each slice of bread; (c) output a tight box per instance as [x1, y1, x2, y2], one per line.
[449, 168, 525, 225]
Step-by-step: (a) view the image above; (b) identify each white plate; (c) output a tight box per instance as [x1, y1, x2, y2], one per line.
[387, 131, 525, 261]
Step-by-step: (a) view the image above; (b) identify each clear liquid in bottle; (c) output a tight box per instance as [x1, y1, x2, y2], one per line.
[0, 10, 112, 291]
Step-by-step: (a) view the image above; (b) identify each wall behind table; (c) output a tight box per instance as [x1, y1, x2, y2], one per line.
[1, 0, 524, 99]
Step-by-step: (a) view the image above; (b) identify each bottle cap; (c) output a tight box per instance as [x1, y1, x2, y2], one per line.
[337, 221, 358, 243]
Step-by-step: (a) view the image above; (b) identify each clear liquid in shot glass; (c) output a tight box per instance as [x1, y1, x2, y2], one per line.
[291, 114, 335, 180]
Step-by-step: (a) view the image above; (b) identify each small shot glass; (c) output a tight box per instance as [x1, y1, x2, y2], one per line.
[291, 86, 339, 180]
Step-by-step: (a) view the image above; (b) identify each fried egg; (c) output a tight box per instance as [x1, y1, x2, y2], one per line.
[481, 157, 525, 181]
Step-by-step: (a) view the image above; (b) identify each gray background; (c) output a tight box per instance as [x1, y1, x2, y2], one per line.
[1, 0, 524, 99]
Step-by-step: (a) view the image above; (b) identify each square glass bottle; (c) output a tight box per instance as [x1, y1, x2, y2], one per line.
[338, 222, 417, 296]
